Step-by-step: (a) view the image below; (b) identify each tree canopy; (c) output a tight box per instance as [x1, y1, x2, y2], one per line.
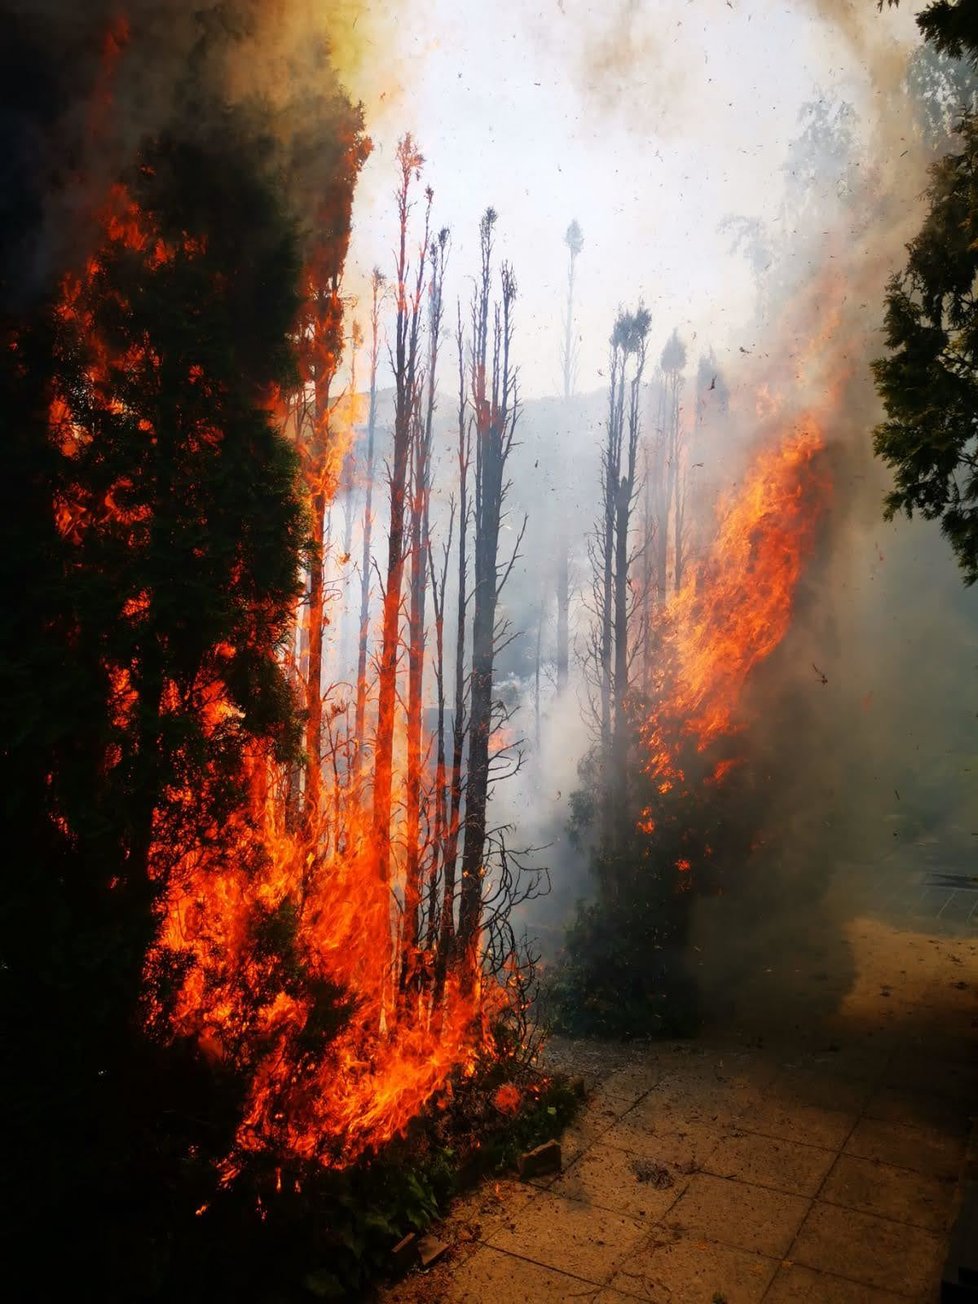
[0, 114, 313, 1295]
[874, 3, 978, 583]
[874, 118, 978, 582]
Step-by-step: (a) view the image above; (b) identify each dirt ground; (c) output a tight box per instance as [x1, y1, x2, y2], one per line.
[381, 896, 978, 1304]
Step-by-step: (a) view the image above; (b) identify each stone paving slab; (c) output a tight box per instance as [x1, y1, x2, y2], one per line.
[703, 1131, 837, 1198]
[450, 1246, 603, 1302]
[609, 1224, 779, 1302]
[843, 1116, 965, 1182]
[763, 1263, 910, 1302]
[790, 1200, 945, 1297]
[548, 1139, 692, 1221]
[662, 1171, 811, 1259]
[819, 1153, 956, 1232]
[380, 917, 977, 1304]
[484, 1188, 647, 1283]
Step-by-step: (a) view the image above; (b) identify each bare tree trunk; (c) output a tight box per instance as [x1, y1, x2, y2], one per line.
[353, 270, 383, 778]
[669, 368, 686, 592]
[534, 593, 543, 749]
[372, 138, 429, 885]
[338, 322, 361, 681]
[457, 211, 521, 990]
[302, 290, 344, 834]
[658, 331, 687, 594]
[588, 307, 650, 886]
[653, 380, 669, 606]
[304, 484, 326, 829]
[600, 340, 624, 765]
[610, 335, 647, 849]
[639, 436, 656, 694]
[435, 305, 469, 1001]
[403, 228, 447, 987]
[555, 221, 582, 694]
[402, 387, 426, 972]
[425, 503, 454, 954]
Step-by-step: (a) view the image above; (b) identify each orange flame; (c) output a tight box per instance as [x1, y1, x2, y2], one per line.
[642, 423, 830, 792]
[55, 172, 518, 1177]
[151, 766, 504, 1168]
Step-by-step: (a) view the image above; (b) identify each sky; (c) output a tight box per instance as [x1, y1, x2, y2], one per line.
[341, 0, 921, 398]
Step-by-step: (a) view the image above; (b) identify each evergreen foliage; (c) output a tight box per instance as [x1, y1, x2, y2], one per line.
[0, 116, 312, 1298]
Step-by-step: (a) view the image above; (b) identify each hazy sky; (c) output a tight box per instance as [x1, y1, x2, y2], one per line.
[343, 0, 920, 397]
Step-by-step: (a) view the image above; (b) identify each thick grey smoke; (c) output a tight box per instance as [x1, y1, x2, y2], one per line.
[0, 0, 364, 311]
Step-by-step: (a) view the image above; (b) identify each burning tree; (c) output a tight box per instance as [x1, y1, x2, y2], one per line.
[353, 267, 386, 773]
[1, 10, 550, 1295]
[585, 305, 651, 862]
[552, 275, 833, 1034]
[555, 219, 584, 697]
[457, 208, 527, 984]
[2, 98, 322, 1291]
[287, 116, 370, 832]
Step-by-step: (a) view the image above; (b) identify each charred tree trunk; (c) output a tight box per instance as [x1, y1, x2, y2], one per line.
[353, 269, 383, 778]
[402, 227, 448, 988]
[610, 332, 647, 849]
[425, 504, 454, 955]
[589, 306, 650, 880]
[555, 220, 582, 695]
[372, 138, 429, 885]
[639, 436, 657, 694]
[304, 482, 327, 828]
[302, 283, 344, 835]
[652, 381, 669, 607]
[660, 330, 687, 594]
[338, 322, 361, 680]
[402, 386, 427, 974]
[434, 306, 470, 1001]
[600, 339, 625, 768]
[457, 211, 521, 990]
[534, 592, 543, 749]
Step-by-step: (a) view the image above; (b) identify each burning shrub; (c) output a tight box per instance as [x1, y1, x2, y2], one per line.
[549, 428, 830, 1038]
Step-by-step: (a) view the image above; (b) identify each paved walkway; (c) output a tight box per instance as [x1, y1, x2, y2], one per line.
[383, 915, 977, 1303]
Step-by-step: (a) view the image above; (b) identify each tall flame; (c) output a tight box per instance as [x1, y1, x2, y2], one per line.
[52, 181, 508, 1174]
[154, 771, 503, 1170]
[642, 423, 831, 799]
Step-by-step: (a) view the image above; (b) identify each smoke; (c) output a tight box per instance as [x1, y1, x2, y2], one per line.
[0, 0, 378, 311]
[466, 1, 978, 1035]
[682, 31, 978, 1034]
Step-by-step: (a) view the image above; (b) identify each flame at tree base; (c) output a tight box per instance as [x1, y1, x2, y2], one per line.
[148, 768, 509, 1170]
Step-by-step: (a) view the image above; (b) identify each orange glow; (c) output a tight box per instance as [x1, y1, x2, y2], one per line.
[151, 765, 505, 1168]
[492, 1082, 522, 1115]
[54, 164, 516, 1177]
[641, 423, 829, 792]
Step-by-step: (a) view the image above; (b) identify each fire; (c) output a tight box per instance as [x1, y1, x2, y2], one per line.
[641, 423, 830, 792]
[49, 174, 508, 1175]
[152, 759, 504, 1169]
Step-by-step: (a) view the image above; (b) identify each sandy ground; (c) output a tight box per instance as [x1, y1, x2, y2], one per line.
[380, 904, 978, 1303]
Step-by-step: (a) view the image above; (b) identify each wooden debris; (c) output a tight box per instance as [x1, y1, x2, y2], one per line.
[391, 1232, 419, 1274]
[518, 1139, 562, 1180]
[417, 1234, 449, 1269]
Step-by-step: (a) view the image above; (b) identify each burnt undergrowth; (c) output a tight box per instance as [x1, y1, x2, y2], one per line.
[11, 1023, 580, 1304]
